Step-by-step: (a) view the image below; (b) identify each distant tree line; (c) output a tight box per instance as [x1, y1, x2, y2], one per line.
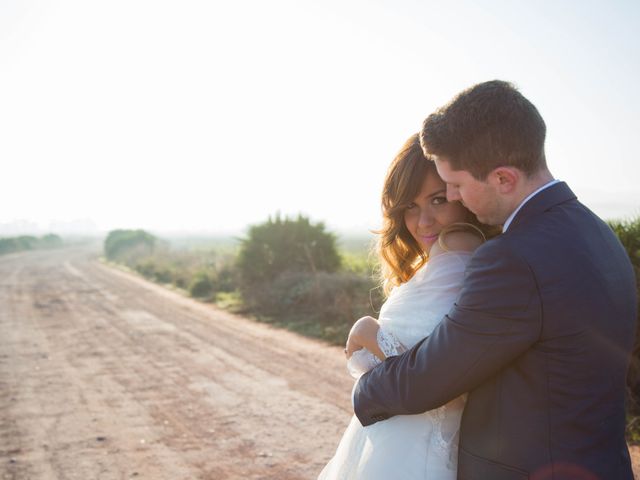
[0, 234, 63, 255]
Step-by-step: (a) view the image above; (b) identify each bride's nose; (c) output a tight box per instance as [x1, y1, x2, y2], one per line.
[418, 209, 435, 227]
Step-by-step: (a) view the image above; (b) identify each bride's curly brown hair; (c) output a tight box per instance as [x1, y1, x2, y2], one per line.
[375, 134, 495, 295]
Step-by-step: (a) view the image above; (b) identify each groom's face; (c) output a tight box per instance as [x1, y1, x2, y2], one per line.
[434, 158, 503, 226]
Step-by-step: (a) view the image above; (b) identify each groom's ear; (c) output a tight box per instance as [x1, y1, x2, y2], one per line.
[488, 167, 519, 194]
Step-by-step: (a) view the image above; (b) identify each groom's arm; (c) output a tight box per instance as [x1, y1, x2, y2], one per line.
[354, 240, 541, 426]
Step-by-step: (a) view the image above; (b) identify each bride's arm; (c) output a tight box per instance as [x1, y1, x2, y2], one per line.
[345, 316, 385, 360]
[346, 316, 407, 361]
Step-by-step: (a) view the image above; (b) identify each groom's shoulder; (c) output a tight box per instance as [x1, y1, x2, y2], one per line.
[470, 218, 562, 267]
[478, 223, 564, 266]
[467, 234, 531, 273]
[475, 199, 617, 273]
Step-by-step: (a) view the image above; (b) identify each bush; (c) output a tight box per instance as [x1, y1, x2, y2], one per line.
[231, 215, 382, 344]
[134, 256, 183, 285]
[128, 246, 237, 299]
[609, 217, 640, 442]
[104, 229, 156, 263]
[189, 271, 215, 299]
[0, 234, 63, 255]
[236, 214, 341, 302]
[39, 234, 63, 248]
[246, 270, 382, 344]
[215, 264, 238, 293]
[610, 218, 640, 271]
[0, 236, 36, 254]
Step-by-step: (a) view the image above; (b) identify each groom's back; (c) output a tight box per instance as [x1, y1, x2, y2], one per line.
[459, 191, 637, 479]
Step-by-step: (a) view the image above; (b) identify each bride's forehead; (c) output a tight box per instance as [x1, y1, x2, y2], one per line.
[415, 174, 446, 197]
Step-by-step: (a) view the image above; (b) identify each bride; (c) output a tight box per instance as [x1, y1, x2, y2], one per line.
[318, 134, 494, 480]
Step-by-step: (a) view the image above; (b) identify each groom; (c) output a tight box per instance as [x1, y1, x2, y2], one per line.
[353, 81, 637, 479]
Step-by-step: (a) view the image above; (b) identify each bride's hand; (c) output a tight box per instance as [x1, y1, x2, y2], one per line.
[345, 316, 380, 359]
[345, 334, 363, 359]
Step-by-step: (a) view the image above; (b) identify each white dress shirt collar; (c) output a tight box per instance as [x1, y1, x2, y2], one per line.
[502, 179, 560, 232]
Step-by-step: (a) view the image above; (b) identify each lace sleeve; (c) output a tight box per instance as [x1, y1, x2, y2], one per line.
[346, 327, 407, 379]
[347, 349, 381, 379]
[377, 326, 406, 357]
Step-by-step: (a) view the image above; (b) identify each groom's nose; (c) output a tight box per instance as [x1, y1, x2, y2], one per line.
[446, 185, 461, 202]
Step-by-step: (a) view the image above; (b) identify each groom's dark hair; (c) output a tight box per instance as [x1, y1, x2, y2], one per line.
[420, 80, 547, 180]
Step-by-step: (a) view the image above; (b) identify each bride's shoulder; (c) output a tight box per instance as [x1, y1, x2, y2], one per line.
[430, 229, 483, 258]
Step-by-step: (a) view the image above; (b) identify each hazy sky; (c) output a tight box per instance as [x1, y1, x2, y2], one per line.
[2, 0, 639, 235]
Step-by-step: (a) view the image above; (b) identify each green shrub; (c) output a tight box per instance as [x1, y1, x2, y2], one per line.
[215, 264, 237, 293]
[231, 215, 382, 344]
[609, 217, 640, 442]
[39, 234, 63, 248]
[128, 245, 237, 298]
[133, 258, 158, 279]
[104, 229, 156, 262]
[610, 218, 640, 271]
[0, 234, 63, 255]
[189, 271, 215, 299]
[236, 214, 341, 302]
[243, 270, 383, 344]
[15, 235, 38, 250]
[340, 250, 377, 276]
[0, 237, 24, 254]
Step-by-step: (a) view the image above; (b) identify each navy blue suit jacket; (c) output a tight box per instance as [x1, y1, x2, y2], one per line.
[354, 182, 637, 479]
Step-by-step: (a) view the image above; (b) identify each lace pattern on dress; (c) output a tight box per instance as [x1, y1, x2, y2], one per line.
[430, 396, 466, 470]
[431, 406, 450, 457]
[347, 349, 380, 379]
[346, 327, 406, 379]
[376, 327, 406, 357]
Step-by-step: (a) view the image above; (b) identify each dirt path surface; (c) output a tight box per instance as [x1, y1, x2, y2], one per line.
[0, 246, 353, 479]
[2, 246, 640, 480]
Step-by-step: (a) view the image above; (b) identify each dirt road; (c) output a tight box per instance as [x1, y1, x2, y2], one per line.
[0, 246, 353, 479]
[2, 246, 639, 480]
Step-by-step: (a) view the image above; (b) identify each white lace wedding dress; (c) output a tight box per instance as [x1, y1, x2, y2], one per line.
[318, 251, 472, 480]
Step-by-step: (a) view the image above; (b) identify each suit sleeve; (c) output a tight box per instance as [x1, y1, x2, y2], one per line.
[353, 240, 542, 426]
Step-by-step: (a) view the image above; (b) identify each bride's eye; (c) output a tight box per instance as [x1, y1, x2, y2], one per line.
[432, 196, 448, 205]
[405, 202, 417, 210]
